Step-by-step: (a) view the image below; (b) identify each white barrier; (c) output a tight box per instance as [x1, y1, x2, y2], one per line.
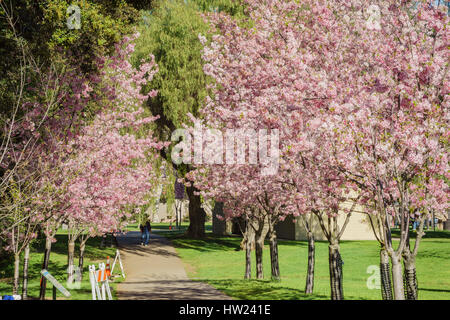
[88, 265, 99, 300]
[111, 249, 125, 279]
[88, 262, 112, 300]
[40, 269, 71, 298]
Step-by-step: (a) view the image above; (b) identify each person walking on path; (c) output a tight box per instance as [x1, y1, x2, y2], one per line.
[116, 231, 231, 300]
[139, 220, 152, 246]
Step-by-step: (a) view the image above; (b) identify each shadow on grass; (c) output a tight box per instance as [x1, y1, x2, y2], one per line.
[417, 248, 450, 259]
[419, 287, 450, 293]
[30, 233, 117, 258]
[1, 233, 117, 290]
[152, 224, 213, 232]
[199, 279, 329, 300]
[168, 234, 243, 252]
[166, 232, 309, 253]
[391, 229, 450, 239]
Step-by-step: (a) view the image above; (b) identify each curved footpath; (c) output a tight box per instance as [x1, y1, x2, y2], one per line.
[115, 231, 231, 300]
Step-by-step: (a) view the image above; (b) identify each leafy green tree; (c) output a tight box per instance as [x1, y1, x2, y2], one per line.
[132, 0, 244, 237]
[131, 0, 207, 238]
[0, 0, 139, 124]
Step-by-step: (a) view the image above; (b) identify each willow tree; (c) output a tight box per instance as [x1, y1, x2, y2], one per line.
[131, 0, 244, 238]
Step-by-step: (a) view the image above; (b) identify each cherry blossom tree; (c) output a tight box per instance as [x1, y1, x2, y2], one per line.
[196, 0, 358, 297]
[3, 30, 167, 298]
[187, 162, 288, 281]
[197, 0, 448, 300]
[323, 1, 449, 300]
[59, 34, 165, 283]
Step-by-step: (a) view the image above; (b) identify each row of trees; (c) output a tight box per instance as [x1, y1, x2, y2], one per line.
[1, 0, 448, 301]
[0, 0, 245, 298]
[0, 1, 169, 298]
[182, 0, 449, 300]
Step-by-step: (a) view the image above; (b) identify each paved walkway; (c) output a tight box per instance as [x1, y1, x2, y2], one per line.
[115, 231, 231, 300]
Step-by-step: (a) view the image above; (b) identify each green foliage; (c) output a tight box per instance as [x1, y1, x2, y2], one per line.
[162, 165, 176, 216]
[1, 0, 139, 73]
[124, 0, 155, 10]
[133, 0, 211, 128]
[180, 0, 246, 16]
[0, 0, 140, 142]
[39, 0, 139, 73]
[132, 0, 247, 174]
[131, 0, 214, 177]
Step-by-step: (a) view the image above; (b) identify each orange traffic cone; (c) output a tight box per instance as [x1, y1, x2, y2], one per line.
[105, 256, 111, 277]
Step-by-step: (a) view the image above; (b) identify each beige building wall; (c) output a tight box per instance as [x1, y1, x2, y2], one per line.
[277, 197, 377, 241]
[149, 200, 189, 223]
[293, 212, 376, 241]
[150, 199, 214, 223]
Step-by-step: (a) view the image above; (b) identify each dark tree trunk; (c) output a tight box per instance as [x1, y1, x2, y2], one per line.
[243, 220, 253, 279]
[67, 240, 75, 284]
[39, 236, 52, 300]
[13, 253, 20, 295]
[185, 185, 206, 238]
[401, 217, 423, 300]
[78, 241, 86, 280]
[380, 248, 393, 300]
[268, 229, 280, 281]
[252, 216, 269, 280]
[22, 244, 30, 299]
[329, 243, 344, 300]
[305, 233, 315, 294]
[255, 238, 264, 279]
[403, 255, 418, 300]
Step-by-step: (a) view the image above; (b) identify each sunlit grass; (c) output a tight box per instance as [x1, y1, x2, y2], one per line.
[167, 230, 450, 300]
[0, 233, 123, 300]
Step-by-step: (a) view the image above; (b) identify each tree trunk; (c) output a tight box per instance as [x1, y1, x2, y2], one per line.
[245, 239, 252, 279]
[39, 236, 52, 300]
[403, 254, 418, 300]
[401, 216, 423, 300]
[67, 240, 75, 284]
[329, 243, 344, 300]
[252, 216, 269, 280]
[390, 253, 405, 300]
[22, 244, 30, 299]
[253, 219, 267, 280]
[78, 241, 86, 280]
[380, 248, 393, 300]
[244, 220, 254, 279]
[13, 253, 20, 295]
[185, 185, 206, 238]
[268, 228, 280, 281]
[305, 232, 315, 294]
[255, 238, 264, 279]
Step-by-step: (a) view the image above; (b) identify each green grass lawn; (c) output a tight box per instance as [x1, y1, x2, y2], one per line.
[2, 224, 448, 300]
[0, 233, 124, 300]
[165, 230, 450, 300]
